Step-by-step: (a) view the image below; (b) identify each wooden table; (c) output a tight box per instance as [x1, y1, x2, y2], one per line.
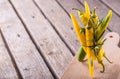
[0, 0, 119, 79]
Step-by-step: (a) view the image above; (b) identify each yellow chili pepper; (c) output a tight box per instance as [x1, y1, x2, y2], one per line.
[97, 48, 104, 63]
[84, 1, 95, 77]
[86, 27, 94, 77]
[78, 11, 88, 26]
[70, 14, 87, 52]
[76, 1, 90, 26]
[91, 7, 99, 27]
[85, 1, 90, 20]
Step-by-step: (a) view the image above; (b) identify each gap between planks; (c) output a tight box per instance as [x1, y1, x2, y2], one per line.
[0, 29, 23, 79]
[0, 32, 18, 79]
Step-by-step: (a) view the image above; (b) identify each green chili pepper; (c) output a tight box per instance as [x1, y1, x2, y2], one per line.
[78, 47, 87, 62]
[96, 10, 112, 41]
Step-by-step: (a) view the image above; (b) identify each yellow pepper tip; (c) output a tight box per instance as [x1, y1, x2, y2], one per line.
[70, 13, 74, 18]
[84, 1, 90, 18]
[109, 10, 112, 17]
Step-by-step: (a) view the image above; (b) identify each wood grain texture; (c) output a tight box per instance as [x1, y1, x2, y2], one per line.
[0, 34, 18, 79]
[79, 0, 120, 34]
[10, 0, 73, 78]
[34, 0, 80, 54]
[0, 0, 53, 79]
[61, 32, 120, 79]
[101, 0, 120, 16]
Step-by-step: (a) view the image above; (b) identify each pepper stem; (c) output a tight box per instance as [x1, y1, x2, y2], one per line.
[99, 61, 105, 73]
[72, 8, 81, 11]
[103, 54, 113, 64]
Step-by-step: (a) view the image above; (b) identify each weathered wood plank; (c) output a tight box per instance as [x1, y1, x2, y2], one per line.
[9, 0, 73, 78]
[79, 0, 120, 34]
[101, 0, 120, 16]
[0, 0, 53, 79]
[0, 34, 18, 79]
[34, 0, 80, 54]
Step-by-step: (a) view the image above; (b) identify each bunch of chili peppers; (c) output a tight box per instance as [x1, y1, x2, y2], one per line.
[70, 1, 112, 77]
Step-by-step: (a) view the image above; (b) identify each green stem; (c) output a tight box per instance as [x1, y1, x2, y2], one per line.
[100, 61, 105, 73]
[103, 54, 113, 64]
